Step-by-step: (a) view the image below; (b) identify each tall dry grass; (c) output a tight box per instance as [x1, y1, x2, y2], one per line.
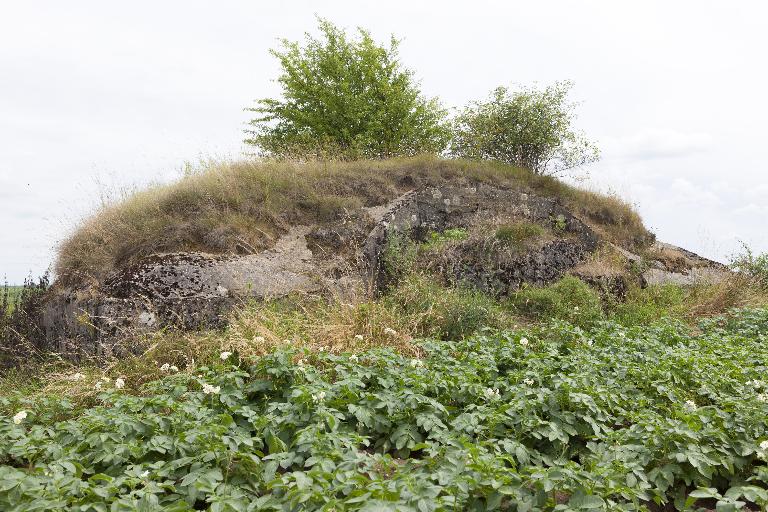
[55, 156, 651, 286]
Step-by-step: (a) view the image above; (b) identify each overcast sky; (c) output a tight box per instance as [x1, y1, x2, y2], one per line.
[1, 1, 767, 283]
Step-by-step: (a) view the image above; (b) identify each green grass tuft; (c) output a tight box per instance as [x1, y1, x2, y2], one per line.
[508, 275, 604, 328]
[495, 221, 546, 247]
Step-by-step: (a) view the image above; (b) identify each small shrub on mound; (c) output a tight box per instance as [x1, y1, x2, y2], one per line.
[730, 244, 768, 289]
[4, 312, 768, 509]
[508, 276, 603, 328]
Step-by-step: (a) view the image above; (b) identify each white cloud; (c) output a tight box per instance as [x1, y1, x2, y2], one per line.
[602, 129, 712, 161]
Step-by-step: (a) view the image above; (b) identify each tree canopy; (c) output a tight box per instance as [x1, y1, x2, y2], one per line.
[450, 82, 600, 175]
[245, 19, 450, 159]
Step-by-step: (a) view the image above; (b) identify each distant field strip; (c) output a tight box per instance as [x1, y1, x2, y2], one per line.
[2, 286, 23, 314]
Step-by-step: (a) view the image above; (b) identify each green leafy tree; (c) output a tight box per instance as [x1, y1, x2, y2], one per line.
[245, 19, 450, 159]
[450, 82, 600, 175]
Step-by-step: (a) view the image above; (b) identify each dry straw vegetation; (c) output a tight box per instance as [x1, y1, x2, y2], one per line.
[56, 156, 650, 286]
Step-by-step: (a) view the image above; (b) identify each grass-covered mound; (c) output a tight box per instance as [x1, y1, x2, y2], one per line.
[56, 156, 650, 286]
[3, 310, 768, 510]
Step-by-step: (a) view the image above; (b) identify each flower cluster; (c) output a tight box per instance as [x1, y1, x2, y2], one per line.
[519, 337, 529, 347]
[94, 376, 125, 391]
[202, 383, 221, 395]
[484, 388, 500, 400]
[12, 410, 27, 425]
[159, 363, 179, 372]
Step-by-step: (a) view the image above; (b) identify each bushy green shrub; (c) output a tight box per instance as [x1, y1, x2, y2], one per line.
[450, 82, 600, 176]
[245, 18, 449, 159]
[508, 276, 603, 328]
[730, 243, 768, 289]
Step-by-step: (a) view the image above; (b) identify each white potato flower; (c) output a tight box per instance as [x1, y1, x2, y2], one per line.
[95, 381, 103, 390]
[139, 470, 149, 478]
[484, 388, 500, 400]
[349, 354, 359, 362]
[354, 334, 364, 341]
[519, 337, 529, 347]
[410, 359, 423, 368]
[760, 440, 768, 451]
[684, 399, 697, 410]
[383, 327, 398, 336]
[12, 410, 27, 425]
[114, 378, 125, 389]
[312, 391, 327, 403]
[220, 351, 232, 361]
[160, 363, 170, 372]
[169, 365, 179, 372]
[523, 378, 534, 386]
[202, 383, 221, 395]
[254, 336, 266, 343]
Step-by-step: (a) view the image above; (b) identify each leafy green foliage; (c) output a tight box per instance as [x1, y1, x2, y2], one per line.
[4, 310, 768, 510]
[450, 82, 600, 176]
[730, 243, 768, 289]
[508, 276, 604, 329]
[245, 19, 450, 159]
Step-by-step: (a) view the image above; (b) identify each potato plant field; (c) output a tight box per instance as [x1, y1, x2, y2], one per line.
[3, 310, 768, 511]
